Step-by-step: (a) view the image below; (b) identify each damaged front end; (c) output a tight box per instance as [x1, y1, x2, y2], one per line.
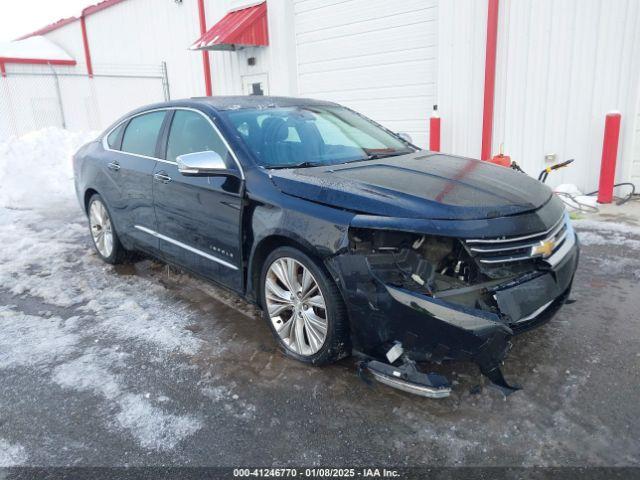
[328, 211, 579, 397]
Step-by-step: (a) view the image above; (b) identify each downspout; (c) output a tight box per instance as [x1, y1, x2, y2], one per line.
[0, 62, 5, 77]
[197, 0, 213, 96]
[481, 0, 499, 160]
[80, 12, 94, 77]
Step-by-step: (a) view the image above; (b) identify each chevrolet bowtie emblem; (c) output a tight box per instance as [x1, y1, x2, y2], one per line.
[532, 239, 556, 258]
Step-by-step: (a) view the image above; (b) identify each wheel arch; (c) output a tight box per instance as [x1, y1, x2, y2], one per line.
[81, 188, 134, 251]
[248, 234, 326, 308]
[83, 188, 99, 213]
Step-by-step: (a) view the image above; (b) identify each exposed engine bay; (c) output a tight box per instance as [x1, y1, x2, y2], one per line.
[339, 221, 578, 397]
[350, 228, 525, 316]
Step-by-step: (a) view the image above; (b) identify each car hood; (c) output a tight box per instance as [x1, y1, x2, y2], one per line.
[267, 152, 553, 220]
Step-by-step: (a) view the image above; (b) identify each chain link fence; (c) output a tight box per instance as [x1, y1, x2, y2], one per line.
[0, 63, 170, 141]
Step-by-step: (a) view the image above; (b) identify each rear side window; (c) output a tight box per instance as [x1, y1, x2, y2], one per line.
[121, 111, 166, 157]
[106, 123, 125, 150]
[166, 110, 233, 167]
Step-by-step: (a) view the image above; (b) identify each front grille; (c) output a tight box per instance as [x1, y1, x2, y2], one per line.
[464, 214, 569, 265]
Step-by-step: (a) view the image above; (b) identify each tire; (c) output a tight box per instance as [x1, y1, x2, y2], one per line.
[87, 193, 128, 264]
[260, 246, 350, 366]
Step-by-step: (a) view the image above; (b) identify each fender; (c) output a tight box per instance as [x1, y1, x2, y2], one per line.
[244, 192, 354, 300]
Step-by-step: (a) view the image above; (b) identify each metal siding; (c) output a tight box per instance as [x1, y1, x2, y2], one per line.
[492, 0, 640, 191]
[38, 0, 275, 102]
[43, 21, 87, 74]
[84, 0, 269, 98]
[264, 0, 298, 96]
[84, 0, 204, 98]
[293, 0, 438, 148]
[204, 0, 272, 96]
[26, 0, 640, 192]
[437, 0, 488, 159]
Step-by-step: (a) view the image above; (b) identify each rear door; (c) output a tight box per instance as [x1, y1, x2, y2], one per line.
[152, 109, 244, 290]
[104, 110, 168, 252]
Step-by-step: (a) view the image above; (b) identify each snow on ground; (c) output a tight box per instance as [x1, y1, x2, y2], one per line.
[1, 128, 639, 466]
[0, 438, 27, 467]
[574, 216, 640, 278]
[0, 127, 96, 209]
[577, 229, 640, 250]
[53, 351, 202, 451]
[0, 129, 244, 454]
[0, 307, 81, 369]
[574, 218, 640, 237]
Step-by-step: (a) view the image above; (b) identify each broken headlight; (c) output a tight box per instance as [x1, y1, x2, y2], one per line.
[348, 228, 511, 313]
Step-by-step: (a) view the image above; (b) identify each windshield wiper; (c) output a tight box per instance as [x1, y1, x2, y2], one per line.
[370, 149, 416, 159]
[343, 150, 413, 163]
[267, 161, 324, 170]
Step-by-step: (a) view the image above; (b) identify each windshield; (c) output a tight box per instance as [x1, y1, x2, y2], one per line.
[225, 106, 415, 168]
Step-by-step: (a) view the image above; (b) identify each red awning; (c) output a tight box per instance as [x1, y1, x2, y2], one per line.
[191, 2, 269, 51]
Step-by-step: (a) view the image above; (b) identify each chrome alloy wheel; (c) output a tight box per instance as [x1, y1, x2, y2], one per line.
[264, 257, 328, 356]
[89, 199, 114, 258]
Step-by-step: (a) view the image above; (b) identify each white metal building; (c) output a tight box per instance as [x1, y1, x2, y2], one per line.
[5, 0, 640, 192]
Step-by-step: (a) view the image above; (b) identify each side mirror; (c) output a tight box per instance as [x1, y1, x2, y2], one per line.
[397, 132, 413, 144]
[176, 151, 234, 177]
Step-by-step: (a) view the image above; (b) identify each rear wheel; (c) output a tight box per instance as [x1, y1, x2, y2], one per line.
[87, 194, 128, 264]
[260, 246, 350, 365]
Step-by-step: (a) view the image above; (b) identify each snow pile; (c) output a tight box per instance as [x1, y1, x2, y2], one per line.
[553, 183, 598, 211]
[0, 127, 97, 209]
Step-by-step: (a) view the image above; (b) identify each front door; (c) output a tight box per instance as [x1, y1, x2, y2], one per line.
[152, 109, 244, 290]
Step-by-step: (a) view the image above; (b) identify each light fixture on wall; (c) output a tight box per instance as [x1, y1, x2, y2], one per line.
[174, 0, 183, 4]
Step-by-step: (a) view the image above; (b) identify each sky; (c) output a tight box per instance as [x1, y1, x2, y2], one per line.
[0, 0, 91, 42]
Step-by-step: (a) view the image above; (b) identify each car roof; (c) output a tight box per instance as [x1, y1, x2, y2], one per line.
[103, 96, 343, 135]
[191, 95, 339, 111]
[131, 96, 340, 115]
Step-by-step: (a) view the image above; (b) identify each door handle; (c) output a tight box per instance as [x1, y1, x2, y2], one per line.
[107, 161, 120, 171]
[154, 171, 172, 183]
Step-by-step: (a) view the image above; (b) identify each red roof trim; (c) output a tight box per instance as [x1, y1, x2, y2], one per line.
[83, 0, 128, 17]
[0, 57, 77, 66]
[17, 0, 128, 40]
[191, 2, 269, 51]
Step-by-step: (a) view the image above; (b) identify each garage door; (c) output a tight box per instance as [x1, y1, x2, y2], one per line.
[294, 0, 437, 148]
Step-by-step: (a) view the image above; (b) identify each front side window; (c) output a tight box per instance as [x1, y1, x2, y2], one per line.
[166, 110, 233, 167]
[121, 111, 166, 157]
[225, 106, 414, 168]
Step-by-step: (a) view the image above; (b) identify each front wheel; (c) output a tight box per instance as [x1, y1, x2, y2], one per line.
[87, 193, 128, 264]
[260, 246, 350, 365]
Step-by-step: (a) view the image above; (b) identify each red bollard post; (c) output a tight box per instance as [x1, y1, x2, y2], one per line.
[429, 105, 440, 152]
[597, 112, 622, 204]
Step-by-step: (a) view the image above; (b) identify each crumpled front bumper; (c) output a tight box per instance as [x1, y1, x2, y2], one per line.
[328, 232, 579, 376]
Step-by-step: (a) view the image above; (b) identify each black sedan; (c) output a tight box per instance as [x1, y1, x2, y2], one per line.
[73, 96, 578, 397]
